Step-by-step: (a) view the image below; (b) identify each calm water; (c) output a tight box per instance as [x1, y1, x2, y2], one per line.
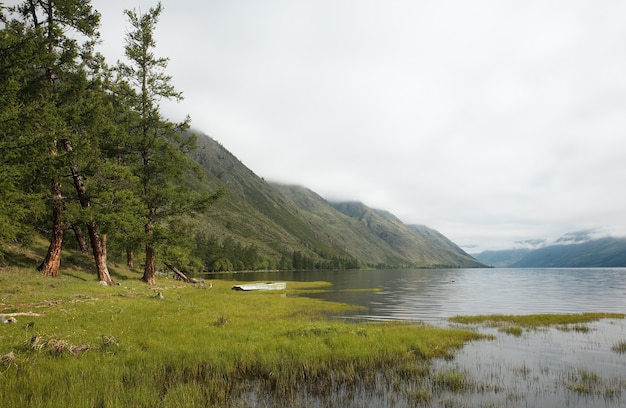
[207, 268, 626, 321]
[206, 268, 626, 407]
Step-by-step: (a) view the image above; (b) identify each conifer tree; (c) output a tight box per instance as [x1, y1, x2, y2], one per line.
[117, 2, 221, 285]
[3, 0, 114, 284]
[0, 13, 47, 253]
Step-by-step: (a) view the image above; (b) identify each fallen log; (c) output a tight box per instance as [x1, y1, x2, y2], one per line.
[164, 262, 190, 282]
[164, 262, 203, 284]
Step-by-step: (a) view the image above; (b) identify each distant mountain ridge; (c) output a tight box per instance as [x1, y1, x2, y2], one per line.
[474, 235, 626, 267]
[189, 132, 483, 269]
[472, 248, 531, 268]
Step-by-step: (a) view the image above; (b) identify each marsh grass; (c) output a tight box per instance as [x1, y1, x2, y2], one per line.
[450, 312, 624, 334]
[557, 324, 590, 333]
[560, 367, 626, 399]
[433, 368, 474, 393]
[0, 264, 487, 407]
[499, 325, 523, 337]
[567, 369, 602, 394]
[611, 340, 626, 354]
[447, 312, 626, 406]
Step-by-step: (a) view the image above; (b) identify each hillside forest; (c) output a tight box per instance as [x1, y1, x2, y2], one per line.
[0, 1, 482, 285]
[0, 1, 227, 284]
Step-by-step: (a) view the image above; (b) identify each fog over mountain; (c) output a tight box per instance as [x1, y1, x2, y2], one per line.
[475, 230, 626, 267]
[86, 0, 626, 253]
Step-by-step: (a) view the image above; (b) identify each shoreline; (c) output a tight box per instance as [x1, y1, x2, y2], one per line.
[1, 265, 625, 407]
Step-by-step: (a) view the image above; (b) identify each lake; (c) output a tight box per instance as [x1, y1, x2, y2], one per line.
[206, 268, 626, 407]
[206, 268, 626, 322]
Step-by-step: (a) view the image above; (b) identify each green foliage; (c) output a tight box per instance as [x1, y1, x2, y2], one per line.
[194, 234, 265, 271]
[1, 1, 222, 280]
[0, 0, 131, 283]
[191, 232, 361, 272]
[113, 2, 222, 282]
[0, 20, 44, 245]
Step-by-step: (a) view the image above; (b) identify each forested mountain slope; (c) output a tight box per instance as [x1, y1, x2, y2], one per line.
[189, 132, 483, 269]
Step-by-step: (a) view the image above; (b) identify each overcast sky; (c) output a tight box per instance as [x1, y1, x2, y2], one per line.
[37, 0, 626, 251]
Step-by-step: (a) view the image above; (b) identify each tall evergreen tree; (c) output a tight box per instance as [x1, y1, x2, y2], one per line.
[3, 0, 114, 284]
[0, 13, 48, 253]
[117, 2, 221, 285]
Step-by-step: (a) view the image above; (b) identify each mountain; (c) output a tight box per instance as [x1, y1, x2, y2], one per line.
[510, 237, 626, 267]
[273, 187, 483, 268]
[473, 249, 532, 267]
[188, 132, 483, 270]
[474, 236, 626, 267]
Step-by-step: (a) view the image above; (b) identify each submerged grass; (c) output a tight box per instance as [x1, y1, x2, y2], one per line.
[561, 367, 626, 399]
[611, 341, 626, 354]
[0, 264, 487, 407]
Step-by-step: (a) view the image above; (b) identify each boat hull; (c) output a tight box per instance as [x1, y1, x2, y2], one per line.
[232, 282, 287, 291]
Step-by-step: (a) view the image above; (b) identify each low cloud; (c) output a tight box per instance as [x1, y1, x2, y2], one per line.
[87, 0, 626, 252]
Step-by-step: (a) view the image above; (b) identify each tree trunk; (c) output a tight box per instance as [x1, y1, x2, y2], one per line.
[143, 244, 156, 285]
[66, 141, 114, 285]
[165, 262, 202, 284]
[126, 248, 134, 269]
[87, 222, 114, 285]
[164, 262, 190, 282]
[72, 225, 88, 253]
[38, 179, 63, 277]
[142, 220, 156, 285]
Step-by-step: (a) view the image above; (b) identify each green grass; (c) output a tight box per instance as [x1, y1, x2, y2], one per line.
[0, 263, 487, 407]
[449, 312, 624, 332]
[499, 325, 523, 337]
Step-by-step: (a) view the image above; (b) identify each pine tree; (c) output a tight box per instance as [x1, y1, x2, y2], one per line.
[3, 0, 113, 283]
[0, 14, 47, 252]
[117, 2, 221, 285]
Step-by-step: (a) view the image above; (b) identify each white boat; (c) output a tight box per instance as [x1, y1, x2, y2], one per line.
[232, 282, 287, 291]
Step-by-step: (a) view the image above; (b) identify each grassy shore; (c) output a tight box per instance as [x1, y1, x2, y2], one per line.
[2, 244, 625, 407]
[0, 258, 488, 408]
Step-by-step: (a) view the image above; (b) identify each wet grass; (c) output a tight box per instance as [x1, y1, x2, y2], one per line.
[564, 368, 603, 394]
[0, 263, 487, 407]
[449, 312, 624, 336]
[611, 340, 626, 354]
[499, 325, 523, 337]
[446, 312, 626, 407]
[561, 367, 626, 399]
[557, 323, 591, 333]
